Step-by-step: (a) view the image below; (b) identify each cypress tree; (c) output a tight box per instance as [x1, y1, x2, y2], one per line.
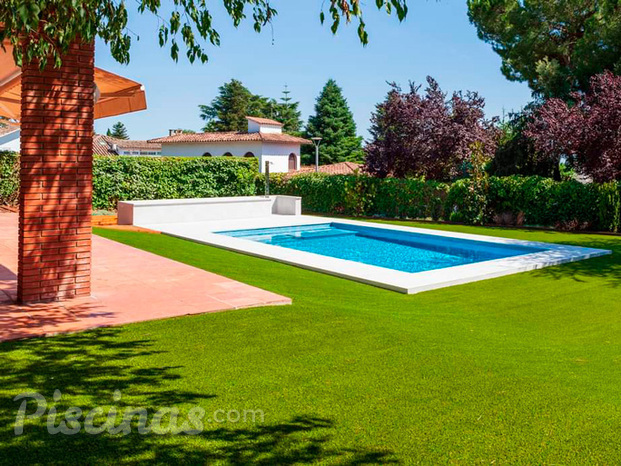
[107, 122, 129, 139]
[303, 79, 363, 164]
[274, 85, 303, 135]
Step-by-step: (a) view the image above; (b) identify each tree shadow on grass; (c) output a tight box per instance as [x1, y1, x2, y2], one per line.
[0, 328, 397, 464]
[531, 236, 621, 287]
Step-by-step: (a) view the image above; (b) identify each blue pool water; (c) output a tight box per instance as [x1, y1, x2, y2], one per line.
[218, 223, 544, 274]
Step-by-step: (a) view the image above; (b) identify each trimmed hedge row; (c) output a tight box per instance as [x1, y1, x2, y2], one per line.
[0, 152, 259, 210]
[267, 173, 621, 232]
[267, 174, 450, 221]
[92, 156, 258, 210]
[2, 150, 620, 231]
[0, 151, 19, 205]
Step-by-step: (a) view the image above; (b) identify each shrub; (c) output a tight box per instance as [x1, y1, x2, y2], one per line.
[269, 173, 450, 220]
[0, 154, 259, 210]
[446, 176, 621, 231]
[92, 156, 259, 210]
[0, 151, 19, 206]
[3, 152, 621, 232]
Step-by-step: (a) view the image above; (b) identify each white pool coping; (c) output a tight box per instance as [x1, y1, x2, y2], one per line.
[139, 216, 612, 294]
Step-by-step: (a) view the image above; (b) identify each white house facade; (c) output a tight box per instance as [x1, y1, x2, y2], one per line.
[151, 117, 311, 173]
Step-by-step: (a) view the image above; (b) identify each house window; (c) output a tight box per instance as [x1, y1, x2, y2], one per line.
[288, 153, 297, 171]
[244, 152, 255, 158]
[223, 152, 233, 157]
[203, 152, 212, 157]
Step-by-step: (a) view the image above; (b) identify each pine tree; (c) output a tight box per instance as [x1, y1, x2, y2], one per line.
[107, 122, 129, 139]
[303, 79, 363, 164]
[274, 85, 303, 135]
[199, 79, 272, 132]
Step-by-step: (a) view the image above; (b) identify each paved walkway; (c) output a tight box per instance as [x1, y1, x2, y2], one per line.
[0, 213, 290, 342]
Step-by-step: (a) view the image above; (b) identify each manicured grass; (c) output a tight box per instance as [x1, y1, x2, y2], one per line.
[1, 220, 621, 464]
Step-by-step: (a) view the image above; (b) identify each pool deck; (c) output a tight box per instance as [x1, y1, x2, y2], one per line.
[0, 213, 290, 342]
[139, 215, 613, 294]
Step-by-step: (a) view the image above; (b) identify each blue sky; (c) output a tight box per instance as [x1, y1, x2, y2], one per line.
[94, 0, 533, 141]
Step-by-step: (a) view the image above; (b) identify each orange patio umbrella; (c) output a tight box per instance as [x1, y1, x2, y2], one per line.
[0, 41, 147, 121]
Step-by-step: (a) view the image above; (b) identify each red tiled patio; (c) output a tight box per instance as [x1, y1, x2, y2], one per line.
[0, 212, 290, 342]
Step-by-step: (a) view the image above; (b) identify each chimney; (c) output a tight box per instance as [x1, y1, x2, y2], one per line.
[169, 129, 183, 136]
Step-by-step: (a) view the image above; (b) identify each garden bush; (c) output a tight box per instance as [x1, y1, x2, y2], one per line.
[269, 173, 621, 232]
[266, 173, 449, 220]
[0, 151, 19, 205]
[92, 156, 258, 210]
[0, 154, 259, 210]
[2, 151, 620, 232]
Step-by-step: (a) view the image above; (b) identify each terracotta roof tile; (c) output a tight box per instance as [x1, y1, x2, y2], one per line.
[150, 131, 311, 145]
[245, 116, 283, 126]
[291, 162, 364, 176]
[0, 121, 19, 137]
[93, 134, 161, 155]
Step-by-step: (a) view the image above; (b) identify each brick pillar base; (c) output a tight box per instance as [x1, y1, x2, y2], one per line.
[18, 41, 94, 303]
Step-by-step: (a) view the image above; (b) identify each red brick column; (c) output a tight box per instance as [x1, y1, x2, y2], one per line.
[18, 41, 94, 303]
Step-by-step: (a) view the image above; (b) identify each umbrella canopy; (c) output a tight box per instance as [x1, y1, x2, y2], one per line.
[0, 41, 147, 121]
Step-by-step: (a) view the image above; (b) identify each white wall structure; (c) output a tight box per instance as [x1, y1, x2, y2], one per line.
[118, 195, 302, 225]
[0, 126, 20, 152]
[151, 117, 309, 173]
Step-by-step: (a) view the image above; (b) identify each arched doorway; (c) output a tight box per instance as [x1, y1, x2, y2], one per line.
[223, 152, 233, 157]
[244, 152, 255, 158]
[202, 152, 212, 157]
[288, 153, 297, 171]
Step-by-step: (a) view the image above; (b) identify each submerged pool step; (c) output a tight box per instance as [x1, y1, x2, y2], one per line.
[298, 229, 357, 240]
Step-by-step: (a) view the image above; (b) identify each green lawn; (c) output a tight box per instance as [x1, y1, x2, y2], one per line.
[1, 220, 621, 464]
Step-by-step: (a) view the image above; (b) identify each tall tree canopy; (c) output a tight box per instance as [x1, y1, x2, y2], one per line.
[1, 0, 407, 68]
[106, 122, 129, 140]
[273, 85, 303, 135]
[303, 79, 363, 164]
[467, 0, 621, 99]
[525, 72, 621, 182]
[365, 77, 498, 181]
[199, 80, 271, 132]
[199, 80, 302, 133]
[488, 109, 560, 180]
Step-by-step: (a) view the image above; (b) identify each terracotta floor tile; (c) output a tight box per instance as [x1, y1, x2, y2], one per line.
[0, 213, 291, 342]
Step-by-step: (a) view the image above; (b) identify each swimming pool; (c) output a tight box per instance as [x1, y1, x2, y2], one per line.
[219, 223, 545, 274]
[127, 200, 610, 294]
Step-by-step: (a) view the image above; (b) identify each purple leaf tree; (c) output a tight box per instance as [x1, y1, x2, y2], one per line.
[526, 71, 621, 182]
[365, 77, 499, 181]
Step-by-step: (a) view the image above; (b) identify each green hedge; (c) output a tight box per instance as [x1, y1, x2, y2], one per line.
[266, 172, 621, 232]
[268, 174, 449, 220]
[92, 156, 258, 210]
[0, 151, 19, 205]
[446, 176, 621, 231]
[2, 150, 621, 232]
[0, 153, 259, 210]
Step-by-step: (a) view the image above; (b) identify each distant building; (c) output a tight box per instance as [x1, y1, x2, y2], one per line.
[150, 116, 311, 173]
[0, 121, 20, 152]
[0, 128, 161, 156]
[93, 134, 161, 156]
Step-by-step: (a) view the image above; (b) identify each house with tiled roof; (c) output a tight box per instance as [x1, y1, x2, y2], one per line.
[93, 134, 161, 156]
[150, 116, 311, 173]
[1, 127, 161, 156]
[0, 120, 20, 152]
